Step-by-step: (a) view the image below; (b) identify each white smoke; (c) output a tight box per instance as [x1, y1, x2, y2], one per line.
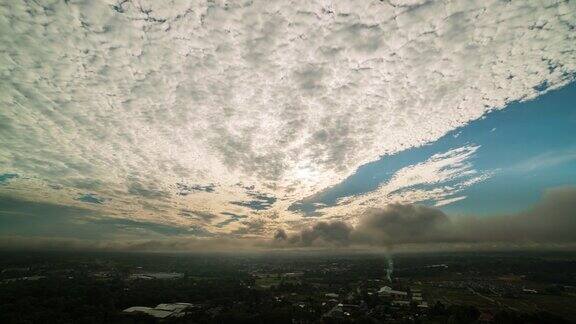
[385, 253, 394, 282]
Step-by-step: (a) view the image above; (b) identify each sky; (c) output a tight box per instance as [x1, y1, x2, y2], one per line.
[0, 0, 575, 252]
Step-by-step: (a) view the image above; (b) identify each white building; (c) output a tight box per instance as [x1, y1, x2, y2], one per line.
[123, 302, 193, 319]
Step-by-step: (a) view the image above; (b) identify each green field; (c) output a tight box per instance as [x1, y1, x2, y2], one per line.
[255, 275, 283, 288]
[420, 284, 576, 322]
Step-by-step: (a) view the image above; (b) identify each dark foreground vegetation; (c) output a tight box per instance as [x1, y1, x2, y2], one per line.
[0, 250, 575, 323]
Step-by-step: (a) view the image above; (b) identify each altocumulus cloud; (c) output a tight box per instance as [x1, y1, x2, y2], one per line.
[0, 0, 575, 236]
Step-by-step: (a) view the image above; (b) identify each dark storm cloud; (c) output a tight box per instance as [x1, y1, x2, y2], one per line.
[276, 220, 353, 247]
[352, 204, 451, 245]
[449, 187, 576, 243]
[281, 187, 576, 248]
[300, 221, 352, 246]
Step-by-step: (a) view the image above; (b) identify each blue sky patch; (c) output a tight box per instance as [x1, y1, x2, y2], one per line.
[76, 193, 106, 204]
[293, 82, 576, 216]
[0, 173, 18, 185]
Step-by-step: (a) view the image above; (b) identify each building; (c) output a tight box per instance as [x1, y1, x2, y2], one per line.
[322, 303, 361, 320]
[378, 286, 408, 297]
[123, 302, 193, 319]
[412, 292, 423, 302]
[128, 272, 184, 280]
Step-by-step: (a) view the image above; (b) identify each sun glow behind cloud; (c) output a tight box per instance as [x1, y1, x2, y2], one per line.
[0, 0, 575, 238]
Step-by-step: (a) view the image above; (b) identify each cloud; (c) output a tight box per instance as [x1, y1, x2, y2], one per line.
[231, 217, 272, 236]
[76, 193, 106, 204]
[0, 235, 264, 253]
[313, 145, 489, 220]
[230, 193, 277, 211]
[127, 182, 170, 199]
[0, 0, 575, 234]
[281, 187, 576, 248]
[215, 212, 246, 228]
[0, 196, 209, 240]
[298, 221, 353, 247]
[274, 228, 288, 241]
[1, 187, 575, 252]
[353, 204, 450, 245]
[176, 182, 216, 195]
[450, 187, 576, 243]
[510, 149, 576, 173]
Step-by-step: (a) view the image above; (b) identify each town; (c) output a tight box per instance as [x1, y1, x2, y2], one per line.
[1, 250, 575, 323]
